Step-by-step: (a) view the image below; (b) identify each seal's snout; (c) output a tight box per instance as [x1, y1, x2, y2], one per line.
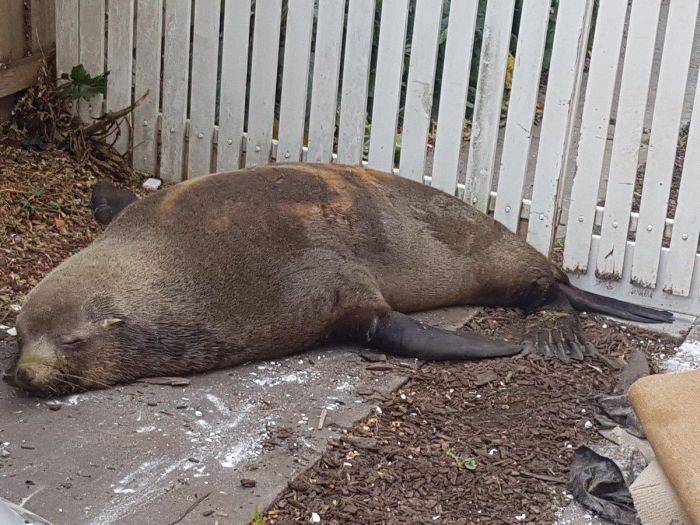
[14, 365, 36, 386]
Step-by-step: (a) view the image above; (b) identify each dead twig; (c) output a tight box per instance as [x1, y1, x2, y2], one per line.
[168, 492, 212, 525]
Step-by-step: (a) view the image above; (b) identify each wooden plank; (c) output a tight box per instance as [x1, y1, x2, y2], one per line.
[160, 0, 192, 182]
[188, 0, 221, 177]
[526, 0, 591, 255]
[0, 0, 25, 61]
[568, 235, 700, 318]
[30, 0, 56, 53]
[54, 0, 78, 77]
[366, 0, 409, 172]
[78, 0, 105, 121]
[595, 0, 663, 279]
[54, 0, 78, 113]
[276, 0, 314, 162]
[463, 0, 515, 212]
[306, 0, 346, 163]
[245, 0, 283, 167]
[398, 0, 443, 182]
[631, 0, 699, 288]
[0, 51, 54, 98]
[562, 0, 628, 271]
[133, 0, 163, 176]
[217, 0, 251, 171]
[337, 0, 376, 165]
[430, 0, 478, 195]
[106, 0, 134, 155]
[664, 79, 700, 296]
[493, 0, 552, 231]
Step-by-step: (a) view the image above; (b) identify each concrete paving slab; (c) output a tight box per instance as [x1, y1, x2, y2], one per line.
[0, 307, 478, 525]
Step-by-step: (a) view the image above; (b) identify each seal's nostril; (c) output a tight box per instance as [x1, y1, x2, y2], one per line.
[15, 366, 35, 385]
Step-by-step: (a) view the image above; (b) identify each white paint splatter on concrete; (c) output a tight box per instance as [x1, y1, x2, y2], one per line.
[205, 393, 229, 414]
[662, 340, 700, 372]
[252, 370, 318, 387]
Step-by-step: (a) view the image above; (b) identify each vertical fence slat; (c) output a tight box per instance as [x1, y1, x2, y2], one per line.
[493, 0, 552, 232]
[78, 0, 105, 121]
[366, 0, 410, 172]
[595, 0, 663, 279]
[31, 0, 56, 53]
[160, 0, 192, 182]
[188, 0, 221, 177]
[246, 0, 283, 167]
[337, 0, 376, 165]
[631, 0, 699, 288]
[276, 0, 314, 163]
[562, 0, 628, 270]
[430, 0, 478, 195]
[106, 0, 134, 155]
[307, 0, 346, 163]
[133, 0, 163, 176]
[664, 80, 700, 296]
[526, 0, 591, 255]
[55, 0, 79, 115]
[463, 0, 516, 212]
[398, 0, 443, 182]
[217, 0, 251, 171]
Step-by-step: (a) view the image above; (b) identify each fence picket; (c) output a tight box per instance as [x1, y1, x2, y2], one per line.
[430, 1, 478, 195]
[276, 0, 314, 163]
[463, 0, 516, 212]
[246, 0, 283, 167]
[133, 0, 163, 175]
[217, 0, 251, 171]
[664, 80, 700, 296]
[55, 0, 79, 80]
[307, 0, 346, 163]
[366, 0, 410, 172]
[397, 0, 442, 182]
[78, 0, 104, 121]
[526, 0, 591, 255]
[631, 0, 699, 288]
[160, 0, 192, 182]
[105, 0, 134, 155]
[596, 0, 663, 280]
[493, 0, 552, 232]
[562, 0, 628, 271]
[188, 0, 221, 178]
[337, 0, 376, 165]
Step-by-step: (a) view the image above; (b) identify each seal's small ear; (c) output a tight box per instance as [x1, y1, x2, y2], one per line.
[98, 318, 125, 329]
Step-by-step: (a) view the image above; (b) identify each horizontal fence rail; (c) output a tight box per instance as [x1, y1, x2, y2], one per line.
[56, 0, 700, 316]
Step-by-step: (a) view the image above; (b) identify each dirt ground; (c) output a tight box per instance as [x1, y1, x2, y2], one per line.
[264, 310, 684, 525]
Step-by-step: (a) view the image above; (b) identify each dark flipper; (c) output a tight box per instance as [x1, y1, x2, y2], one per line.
[558, 282, 674, 324]
[91, 180, 138, 225]
[520, 309, 622, 369]
[366, 311, 520, 361]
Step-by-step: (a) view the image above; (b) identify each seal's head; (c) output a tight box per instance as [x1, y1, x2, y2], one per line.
[8, 279, 127, 397]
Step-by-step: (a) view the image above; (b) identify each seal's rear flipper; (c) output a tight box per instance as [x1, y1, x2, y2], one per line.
[558, 283, 674, 324]
[91, 180, 138, 225]
[366, 311, 520, 361]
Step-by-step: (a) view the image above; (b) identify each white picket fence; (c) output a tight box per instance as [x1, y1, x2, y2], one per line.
[54, 0, 700, 317]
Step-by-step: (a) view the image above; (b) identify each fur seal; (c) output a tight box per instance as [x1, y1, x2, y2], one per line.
[8, 163, 672, 395]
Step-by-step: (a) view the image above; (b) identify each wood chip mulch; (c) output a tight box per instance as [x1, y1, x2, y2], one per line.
[264, 309, 684, 525]
[0, 141, 143, 325]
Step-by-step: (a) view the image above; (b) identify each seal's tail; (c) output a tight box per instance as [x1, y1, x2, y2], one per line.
[558, 283, 674, 324]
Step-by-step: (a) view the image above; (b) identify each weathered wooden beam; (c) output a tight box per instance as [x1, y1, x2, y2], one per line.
[0, 48, 54, 99]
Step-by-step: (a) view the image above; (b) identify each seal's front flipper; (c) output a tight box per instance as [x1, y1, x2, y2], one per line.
[91, 180, 138, 225]
[520, 310, 621, 369]
[365, 311, 520, 361]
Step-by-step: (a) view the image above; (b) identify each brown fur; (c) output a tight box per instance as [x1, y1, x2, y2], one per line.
[13, 163, 562, 395]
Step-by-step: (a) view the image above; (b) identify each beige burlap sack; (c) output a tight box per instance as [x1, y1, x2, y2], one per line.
[629, 369, 700, 524]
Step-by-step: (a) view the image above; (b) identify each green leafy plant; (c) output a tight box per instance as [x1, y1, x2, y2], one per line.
[446, 448, 477, 470]
[58, 64, 109, 101]
[251, 508, 266, 525]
